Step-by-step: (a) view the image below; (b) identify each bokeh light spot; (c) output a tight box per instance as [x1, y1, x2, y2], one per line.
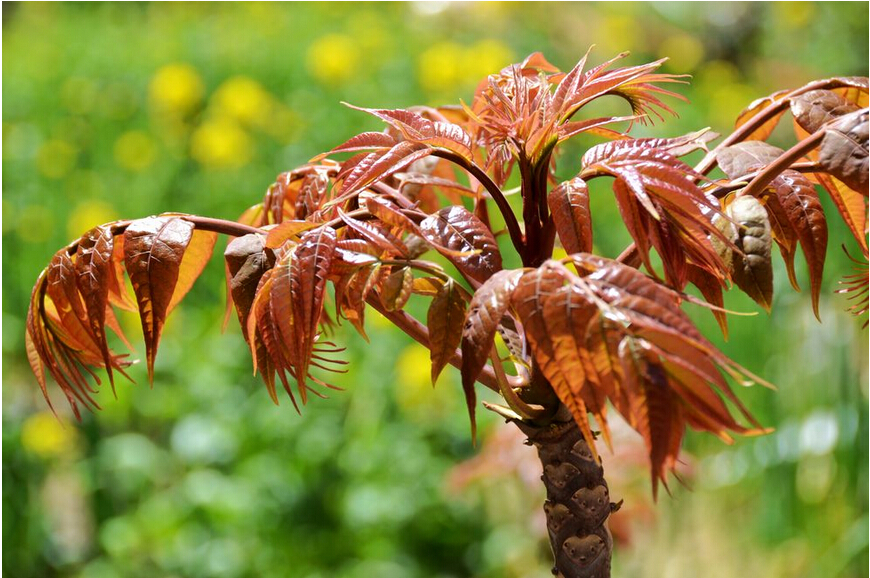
[149, 63, 205, 115]
[36, 139, 77, 179]
[306, 34, 359, 86]
[67, 200, 119, 239]
[21, 411, 77, 458]
[190, 118, 252, 169]
[113, 130, 158, 172]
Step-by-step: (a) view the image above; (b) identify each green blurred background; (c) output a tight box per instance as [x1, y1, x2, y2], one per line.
[3, 3, 868, 577]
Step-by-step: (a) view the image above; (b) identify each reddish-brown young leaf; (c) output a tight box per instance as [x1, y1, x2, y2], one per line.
[167, 224, 217, 313]
[287, 227, 337, 400]
[363, 195, 421, 234]
[686, 265, 729, 338]
[46, 251, 102, 358]
[225, 234, 276, 341]
[339, 140, 432, 197]
[249, 269, 298, 409]
[337, 208, 410, 257]
[618, 339, 684, 498]
[814, 173, 868, 251]
[265, 220, 319, 249]
[427, 279, 466, 386]
[818, 110, 868, 195]
[790, 89, 861, 134]
[460, 269, 524, 402]
[74, 225, 117, 388]
[548, 177, 593, 254]
[543, 285, 612, 447]
[769, 171, 829, 318]
[344, 105, 475, 161]
[511, 263, 599, 455]
[379, 266, 414, 312]
[733, 89, 791, 141]
[715, 141, 784, 180]
[419, 206, 503, 283]
[328, 131, 398, 154]
[124, 216, 198, 382]
[761, 191, 802, 290]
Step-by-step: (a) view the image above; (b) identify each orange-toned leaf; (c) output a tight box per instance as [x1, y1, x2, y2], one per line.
[790, 89, 860, 134]
[419, 206, 503, 283]
[548, 177, 593, 254]
[123, 216, 195, 382]
[379, 266, 414, 311]
[769, 171, 829, 318]
[428, 279, 466, 385]
[460, 269, 523, 401]
[74, 225, 116, 388]
[818, 110, 868, 195]
[814, 173, 868, 251]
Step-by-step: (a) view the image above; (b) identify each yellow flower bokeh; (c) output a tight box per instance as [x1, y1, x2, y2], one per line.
[113, 130, 158, 172]
[149, 63, 205, 115]
[36, 139, 77, 180]
[658, 34, 704, 73]
[21, 411, 78, 459]
[417, 41, 465, 93]
[67, 200, 119, 240]
[306, 34, 359, 86]
[417, 39, 513, 94]
[190, 117, 252, 169]
[212, 76, 274, 128]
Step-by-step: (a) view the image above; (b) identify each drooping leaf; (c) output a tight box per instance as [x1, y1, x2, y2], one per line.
[379, 266, 414, 311]
[511, 263, 599, 454]
[726, 196, 774, 311]
[618, 339, 684, 498]
[818, 110, 868, 195]
[814, 173, 868, 251]
[166, 224, 217, 313]
[716, 141, 784, 180]
[686, 265, 729, 338]
[123, 216, 196, 382]
[548, 177, 593, 254]
[733, 89, 791, 141]
[769, 171, 829, 319]
[74, 225, 116, 388]
[790, 89, 861, 134]
[419, 206, 503, 283]
[225, 234, 276, 340]
[289, 227, 337, 399]
[542, 285, 611, 448]
[427, 279, 466, 386]
[337, 208, 410, 257]
[460, 269, 524, 402]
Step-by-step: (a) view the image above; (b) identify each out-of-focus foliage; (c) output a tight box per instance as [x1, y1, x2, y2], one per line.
[3, 3, 867, 577]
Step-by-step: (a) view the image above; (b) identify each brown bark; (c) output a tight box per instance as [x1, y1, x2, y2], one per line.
[516, 417, 616, 578]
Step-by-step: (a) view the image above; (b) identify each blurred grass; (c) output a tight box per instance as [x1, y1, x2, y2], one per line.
[2, 3, 868, 577]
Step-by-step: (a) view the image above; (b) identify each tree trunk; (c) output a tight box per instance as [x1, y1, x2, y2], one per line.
[515, 417, 615, 578]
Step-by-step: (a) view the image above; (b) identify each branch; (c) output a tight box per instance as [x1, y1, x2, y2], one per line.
[366, 297, 523, 393]
[695, 78, 856, 176]
[431, 150, 526, 255]
[738, 129, 826, 199]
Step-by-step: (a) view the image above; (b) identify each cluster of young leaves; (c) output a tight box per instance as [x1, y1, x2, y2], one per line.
[26, 50, 869, 492]
[710, 82, 868, 321]
[26, 216, 216, 418]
